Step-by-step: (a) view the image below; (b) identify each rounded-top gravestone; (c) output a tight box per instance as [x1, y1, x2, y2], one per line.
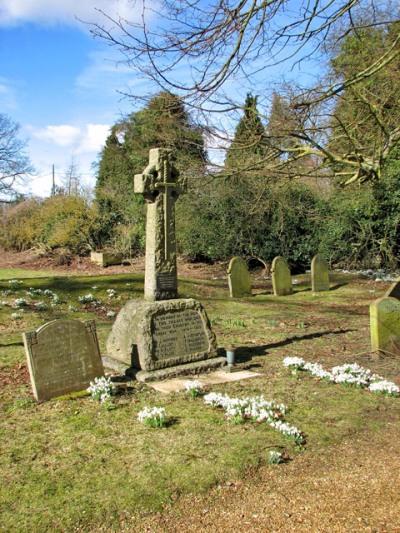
[370, 296, 400, 357]
[311, 254, 330, 292]
[23, 319, 104, 401]
[271, 256, 292, 296]
[227, 257, 252, 298]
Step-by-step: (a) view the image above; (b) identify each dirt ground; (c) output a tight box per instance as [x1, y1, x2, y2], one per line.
[136, 426, 400, 533]
[0, 248, 232, 280]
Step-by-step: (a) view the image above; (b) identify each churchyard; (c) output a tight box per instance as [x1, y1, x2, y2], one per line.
[1, 264, 399, 531]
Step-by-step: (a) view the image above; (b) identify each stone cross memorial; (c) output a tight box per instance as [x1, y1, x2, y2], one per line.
[227, 256, 252, 298]
[311, 254, 330, 292]
[134, 148, 186, 301]
[271, 256, 292, 296]
[23, 319, 104, 401]
[106, 148, 224, 381]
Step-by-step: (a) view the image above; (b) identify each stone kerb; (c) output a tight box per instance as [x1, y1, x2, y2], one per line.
[23, 319, 104, 401]
[311, 254, 330, 292]
[370, 296, 400, 357]
[227, 257, 252, 298]
[271, 256, 292, 296]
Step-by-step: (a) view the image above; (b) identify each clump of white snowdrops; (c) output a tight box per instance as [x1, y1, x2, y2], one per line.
[87, 376, 115, 403]
[283, 357, 399, 396]
[184, 380, 204, 398]
[203, 392, 304, 444]
[137, 406, 167, 428]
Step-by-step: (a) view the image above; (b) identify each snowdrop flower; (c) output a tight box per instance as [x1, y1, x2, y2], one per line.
[106, 310, 116, 318]
[137, 406, 167, 427]
[184, 380, 204, 398]
[11, 312, 22, 320]
[14, 298, 28, 308]
[79, 293, 96, 304]
[87, 376, 115, 403]
[283, 356, 305, 369]
[303, 362, 332, 380]
[268, 450, 284, 464]
[269, 420, 305, 444]
[369, 380, 399, 396]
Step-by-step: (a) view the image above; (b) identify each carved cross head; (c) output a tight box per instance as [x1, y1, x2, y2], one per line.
[134, 148, 187, 202]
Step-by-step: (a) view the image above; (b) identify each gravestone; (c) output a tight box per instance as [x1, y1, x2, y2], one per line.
[106, 148, 224, 381]
[271, 256, 292, 296]
[90, 251, 123, 267]
[23, 319, 104, 401]
[227, 257, 252, 298]
[311, 254, 330, 292]
[385, 278, 400, 300]
[370, 297, 400, 357]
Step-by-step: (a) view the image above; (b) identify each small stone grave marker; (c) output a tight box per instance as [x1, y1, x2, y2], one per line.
[370, 297, 400, 357]
[227, 257, 252, 298]
[23, 319, 104, 401]
[271, 256, 292, 296]
[311, 254, 330, 292]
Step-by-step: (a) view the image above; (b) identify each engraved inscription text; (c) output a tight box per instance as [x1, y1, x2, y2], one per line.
[152, 309, 208, 360]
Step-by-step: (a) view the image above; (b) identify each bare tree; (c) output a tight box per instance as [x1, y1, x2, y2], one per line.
[0, 114, 33, 199]
[90, 0, 400, 184]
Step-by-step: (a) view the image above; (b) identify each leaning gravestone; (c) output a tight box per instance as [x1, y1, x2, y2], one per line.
[271, 256, 292, 296]
[227, 257, 252, 298]
[23, 319, 104, 401]
[106, 148, 224, 381]
[311, 254, 330, 292]
[370, 297, 400, 357]
[384, 278, 400, 300]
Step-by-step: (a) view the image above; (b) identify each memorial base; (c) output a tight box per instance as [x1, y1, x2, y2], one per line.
[102, 355, 226, 382]
[106, 298, 219, 376]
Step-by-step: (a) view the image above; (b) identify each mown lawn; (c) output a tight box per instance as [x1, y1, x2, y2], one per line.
[0, 269, 399, 531]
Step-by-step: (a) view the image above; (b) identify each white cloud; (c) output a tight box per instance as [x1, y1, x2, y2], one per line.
[0, 0, 145, 28]
[22, 122, 111, 197]
[31, 124, 81, 147]
[77, 124, 110, 154]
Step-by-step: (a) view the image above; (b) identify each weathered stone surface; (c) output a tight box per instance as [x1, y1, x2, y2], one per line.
[23, 319, 104, 401]
[106, 298, 218, 371]
[370, 297, 400, 355]
[370, 297, 400, 356]
[385, 278, 400, 300]
[134, 148, 187, 301]
[311, 254, 330, 292]
[227, 257, 252, 298]
[90, 251, 123, 267]
[271, 256, 292, 296]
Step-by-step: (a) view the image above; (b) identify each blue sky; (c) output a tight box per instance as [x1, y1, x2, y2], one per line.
[0, 0, 321, 197]
[0, 1, 147, 196]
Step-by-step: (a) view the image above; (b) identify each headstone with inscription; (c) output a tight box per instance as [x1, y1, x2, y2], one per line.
[106, 148, 223, 381]
[311, 254, 330, 292]
[271, 256, 292, 296]
[227, 257, 252, 298]
[23, 319, 104, 401]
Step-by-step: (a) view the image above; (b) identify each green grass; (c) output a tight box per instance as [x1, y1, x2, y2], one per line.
[0, 268, 54, 280]
[0, 269, 399, 531]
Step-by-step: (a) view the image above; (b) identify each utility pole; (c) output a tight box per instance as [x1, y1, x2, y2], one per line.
[51, 164, 56, 196]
